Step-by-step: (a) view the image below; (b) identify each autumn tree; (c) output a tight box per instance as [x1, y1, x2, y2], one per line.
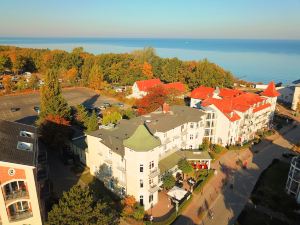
[27, 74, 40, 89]
[135, 84, 168, 115]
[141, 62, 153, 79]
[47, 185, 118, 225]
[64, 67, 78, 84]
[2, 75, 14, 93]
[16, 77, 27, 90]
[89, 64, 103, 90]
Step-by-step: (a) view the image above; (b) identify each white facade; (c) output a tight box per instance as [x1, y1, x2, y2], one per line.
[190, 87, 278, 146]
[278, 85, 300, 111]
[83, 106, 209, 210]
[128, 82, 148, 99]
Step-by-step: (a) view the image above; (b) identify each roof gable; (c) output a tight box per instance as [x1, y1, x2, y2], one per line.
[261, 81, 280, 97]
[191, 86, 214, 99]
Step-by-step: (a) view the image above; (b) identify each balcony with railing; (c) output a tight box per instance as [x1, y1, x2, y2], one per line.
[9, 210, 33, 222]
[149, 168, 160, 178]
[4, 189, 29, 203]
[149, 184, 159, 193]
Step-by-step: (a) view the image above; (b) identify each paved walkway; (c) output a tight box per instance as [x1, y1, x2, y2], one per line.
[173, 124, 300, 225]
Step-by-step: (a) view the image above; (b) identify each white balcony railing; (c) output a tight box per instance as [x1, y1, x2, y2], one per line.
[149, 184, 159, 193]
[149, 168, 160, 178]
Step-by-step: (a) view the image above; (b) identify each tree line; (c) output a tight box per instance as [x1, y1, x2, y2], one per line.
[0, 45, 235, 90]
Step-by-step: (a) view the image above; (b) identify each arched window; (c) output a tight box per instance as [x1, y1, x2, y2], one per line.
[139, 195, 144, 206]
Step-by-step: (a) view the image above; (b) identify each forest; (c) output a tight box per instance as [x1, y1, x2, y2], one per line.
[0, 45, 235, 91]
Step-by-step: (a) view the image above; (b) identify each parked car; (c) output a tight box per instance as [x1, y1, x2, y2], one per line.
[33, 106, 40, 114]
[10, 107, 20, 112]
[116, 102, 124, 107]
[99, 105, 106, 110]
[103, 102, 111, 107]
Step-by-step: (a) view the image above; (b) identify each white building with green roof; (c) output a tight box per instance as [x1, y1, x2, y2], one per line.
[84, 105, 211, 210]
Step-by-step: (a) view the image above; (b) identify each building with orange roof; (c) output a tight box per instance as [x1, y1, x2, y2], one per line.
[190, 82, 279, 146]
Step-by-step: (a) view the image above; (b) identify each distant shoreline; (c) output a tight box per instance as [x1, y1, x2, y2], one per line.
[1, 38, 300, 83]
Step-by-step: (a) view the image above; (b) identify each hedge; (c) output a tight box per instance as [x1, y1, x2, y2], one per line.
[193, 170, 214, 194]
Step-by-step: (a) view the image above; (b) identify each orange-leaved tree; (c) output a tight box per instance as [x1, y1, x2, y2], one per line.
[2, 75, 14, 93]
[136, 84, 168, 115]
[141, 62, 153, 79]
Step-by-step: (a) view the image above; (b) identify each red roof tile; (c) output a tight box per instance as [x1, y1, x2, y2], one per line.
[190, 86, 214, 99]
[253, 103, 271, 113]
[164, 82, 186, 92]
[219, 88, 243, 98]
[261, 81, 280, 97]
[136, 79, 162, 92]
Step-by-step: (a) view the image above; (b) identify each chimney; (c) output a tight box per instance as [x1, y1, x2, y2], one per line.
[162, 103, 170, 114]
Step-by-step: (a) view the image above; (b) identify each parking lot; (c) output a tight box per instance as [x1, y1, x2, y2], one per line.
[0, 87, 124, 125]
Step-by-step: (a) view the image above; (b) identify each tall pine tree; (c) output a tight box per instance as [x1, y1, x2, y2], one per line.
[39, 68, 70, 123]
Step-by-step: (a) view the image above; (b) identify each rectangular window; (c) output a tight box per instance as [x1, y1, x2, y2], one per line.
[149, 194, 153, 203]
[140, 179, 143, 188]
[140, 164, 143, 172]
[190, 123, 194, 128]
[149, 178, 153, 185]
[149, 160, 154, 169]
[190, 134, 193, 140]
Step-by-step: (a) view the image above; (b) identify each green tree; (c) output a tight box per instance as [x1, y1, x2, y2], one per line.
[0, 55, 12, 73]
[132, 205, 145, 220]
[39, 68, 71, 123]
[162, 173, 176, 190]
[47, 185, 118, 225]
[75, 104, 89, 128]
[178, 159, 193, 179]
[102, 111, 122, 125]
[87, 111, 99, 132]
[199, 138, 210, 151]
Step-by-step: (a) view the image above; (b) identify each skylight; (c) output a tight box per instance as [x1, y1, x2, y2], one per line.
[17, 141, 33, 151]
[20, 130, 34, 138]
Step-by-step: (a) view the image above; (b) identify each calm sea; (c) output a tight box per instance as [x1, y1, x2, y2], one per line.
[0, 37, 299, 84]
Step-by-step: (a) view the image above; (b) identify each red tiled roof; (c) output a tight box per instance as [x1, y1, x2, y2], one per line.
[253, 103, 271, 113]
[164, 82, 186, 92]
[136, 79, 162, 92]
[219, 88, 243, 98]
[190, 86, 214, 99]
[261, 81, 280, 97]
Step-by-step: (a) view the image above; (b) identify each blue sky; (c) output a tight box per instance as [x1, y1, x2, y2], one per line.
[0, 0, 300, 39]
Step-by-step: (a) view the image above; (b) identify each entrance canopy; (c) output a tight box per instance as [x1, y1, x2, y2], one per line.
[167, 186, 187, 202]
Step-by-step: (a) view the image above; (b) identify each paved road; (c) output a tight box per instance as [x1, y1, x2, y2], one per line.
[174, 125, 300, 225]
[0, 87, 123, 125]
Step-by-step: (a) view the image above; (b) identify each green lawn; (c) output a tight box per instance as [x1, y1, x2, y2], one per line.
[251, 159, 300, 220]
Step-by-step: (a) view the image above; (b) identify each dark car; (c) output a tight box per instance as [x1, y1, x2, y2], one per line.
[33, 106, 40, 113]
[10, 107, 20, 112]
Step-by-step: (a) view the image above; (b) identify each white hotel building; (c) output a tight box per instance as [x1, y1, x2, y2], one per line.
[72, 82, 279, 210]
[81, 105, 211, 210]
[190, 82, 279, 146]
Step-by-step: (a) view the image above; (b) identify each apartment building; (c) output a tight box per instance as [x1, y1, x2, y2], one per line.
[84, 105, 211, 210]
[190, 82, 279, 146]
[0, 120, 44, 225]
[286, 156, 300, 204]
[278, 79, 300, 111]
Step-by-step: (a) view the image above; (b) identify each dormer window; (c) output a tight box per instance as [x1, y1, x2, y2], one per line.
[17, 141, 33, 151]
[20, 130, 34, 138]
